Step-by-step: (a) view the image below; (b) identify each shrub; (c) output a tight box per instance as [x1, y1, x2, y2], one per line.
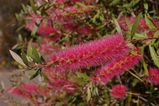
[5, 0, 159, 105]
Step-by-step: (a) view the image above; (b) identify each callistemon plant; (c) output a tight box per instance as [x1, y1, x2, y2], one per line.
[6, 0, 159, 105]
[8, 34, 142, 105]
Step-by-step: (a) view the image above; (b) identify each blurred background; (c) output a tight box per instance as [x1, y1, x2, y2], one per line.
[0, 1, 28, 105]
[0, 0, 28, 69]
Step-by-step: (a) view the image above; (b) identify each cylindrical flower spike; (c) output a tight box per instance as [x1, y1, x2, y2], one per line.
[48, 34, 129, 71]
[92, 49, 142, 85]
[48, 78, 77, 93]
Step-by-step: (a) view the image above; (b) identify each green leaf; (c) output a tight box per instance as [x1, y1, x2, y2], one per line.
[103, 88, 110, 104]
[27, 41, 42, 63]
[27, 40, 33, 56]
[151, 31, 159, 44]
[30, 69, 41, 80]
[29, 0, 37, 13]
[149, 45, 159, 68]
[113, 18, 122, 34]
[73, 72, 90, 86]
[86, 86, 92, 102]
[92, 86, 99, 96]
[131, 13, 142, 37]
[142, 58, 148, 76]
[126, 18, 133, 31]
[26, 55, 33, 63]
[31, 20, 41, 37]
[145, 15, 156, 30]
[110, 0, 120, 6]
[133, 32, 147, 40]
[129, 0, 140, 7]
[9, 50, 27, 67]
[21, 51, 28, 65]
[144, 3, 148, 10]
[31, 45, 42, 63]
[76, 72, 89, 81]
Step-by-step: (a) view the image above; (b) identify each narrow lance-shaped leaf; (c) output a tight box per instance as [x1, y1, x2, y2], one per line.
[31, 45, 42, 63]
[29, 0, 37, 13]
[131, 13, 142, 37]
[27, 41, 42, 63]
[27, 39, 33, 57]
[145, 15, 156, 29]
[31, 20, 41, 37]
[30, 69, 42, 80]
[113, 18, 122, 34]
[86, 83, 93, 102]
[9, 50, 27, 67]
[149, 45, 159, 68]
[21, 51, 28, 65]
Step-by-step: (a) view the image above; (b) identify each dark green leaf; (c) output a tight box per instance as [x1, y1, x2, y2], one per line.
[21, 51, 28, 65]
[145, 15, 156, 29]
[29, 0, 37, 13]
[30, 69, 41, 80]
[113, 18, 122, 34]
[110, 0, 120, 6]
[31, 45, 42, 63]
[131, 13, 142, 37]
[149, 45, 159, 68]
[31, 20, 41, 37]
[27, 41, 42, 63]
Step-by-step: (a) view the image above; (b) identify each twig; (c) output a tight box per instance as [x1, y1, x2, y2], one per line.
[128, 70, 144, 83]
[131, 37, 159, 43]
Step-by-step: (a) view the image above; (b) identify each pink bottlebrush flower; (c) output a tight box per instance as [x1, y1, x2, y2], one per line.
[43, 68, 77, 93]
[77, 25, 94, 35]
[26, 14, 59, 36]
[92, 49, 142, 85]
[25, 13, 75, 36]
[48, 34, 129, 72]
[147, 68, 159, 85]
[7, 83, 49, 98]
[7, 83, 38, 97]
[40, 37, 53, 43]
[7, 83, 50, 105]
[7, 87, 22, 97]
[40, 44, 55, 55]
[48, 78, 77, 93]
[110, 84, 127, 99]
[62, 22, 77, 33]
[19, 83, 39, 94]
[152, 19, 159, 28]
[33, 37, 57, 55]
